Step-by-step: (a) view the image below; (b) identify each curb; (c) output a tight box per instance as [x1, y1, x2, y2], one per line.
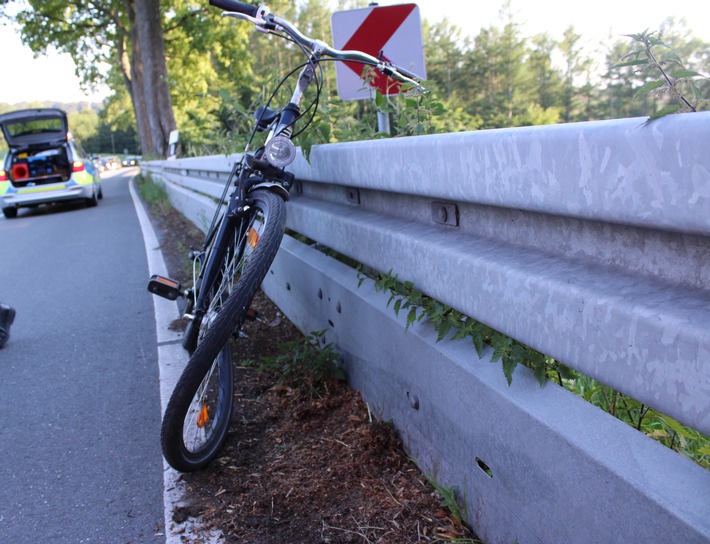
[128, 175, 222, 544]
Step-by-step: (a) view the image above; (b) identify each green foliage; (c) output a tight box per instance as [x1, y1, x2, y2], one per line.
[569, 374, 710, 469]
[364, 268, 709, 470]
[424, 476, 480, 542]
[613, 30, 708, 119]
[135, 173, 172, 216]
[67, 109, 99, 145]
[6, 0, 708, 156]
[426, 476, 468, 527]
[257, 330, 345, 389]
[371, 269, 567, 387]
[164, 1, 256, 154]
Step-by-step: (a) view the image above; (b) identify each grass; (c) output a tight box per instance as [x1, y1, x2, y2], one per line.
[136, 173, 172, 216]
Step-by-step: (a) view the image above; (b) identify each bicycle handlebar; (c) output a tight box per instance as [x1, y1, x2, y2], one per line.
[208, 0, 259, 17]
[210, 1, 423, 90]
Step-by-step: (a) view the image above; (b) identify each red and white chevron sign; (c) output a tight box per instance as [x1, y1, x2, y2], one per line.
[331, 3, 426, 100]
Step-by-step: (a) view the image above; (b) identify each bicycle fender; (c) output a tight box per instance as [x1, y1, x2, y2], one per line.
[248, 181, 290, 201]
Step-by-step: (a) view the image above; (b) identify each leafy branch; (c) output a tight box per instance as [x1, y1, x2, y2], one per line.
[614, 30, 707, 119]
[367, 269, 573, 387]
[362, 268, 710, 469]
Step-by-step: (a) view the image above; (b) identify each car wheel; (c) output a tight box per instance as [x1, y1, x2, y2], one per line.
[2, 207, 18, 219]
[86, 189, 98, 208]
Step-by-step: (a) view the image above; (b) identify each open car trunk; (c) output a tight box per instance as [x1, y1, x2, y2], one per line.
[9, 146, 71, 187]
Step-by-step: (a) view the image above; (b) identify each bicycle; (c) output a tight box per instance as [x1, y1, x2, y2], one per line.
[148, 0, 423, 472]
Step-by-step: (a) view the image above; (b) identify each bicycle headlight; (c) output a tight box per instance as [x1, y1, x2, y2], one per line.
[264, 136, 297, 167]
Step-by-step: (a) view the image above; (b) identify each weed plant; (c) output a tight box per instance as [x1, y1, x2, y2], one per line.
[136, 173, 172, 216]
[614, 30, 708, 119]
[255, 330, 345, 391]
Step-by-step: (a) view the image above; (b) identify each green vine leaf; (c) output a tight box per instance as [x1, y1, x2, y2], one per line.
[405, 307, 419, 331]
[672, 68, 702, 79]
[633, 79, 666, 98]
[648, 103, 680, 120]
[502, 357, 518, 386]
[435, 319, 453, 343]
[611, 59, 650, 69]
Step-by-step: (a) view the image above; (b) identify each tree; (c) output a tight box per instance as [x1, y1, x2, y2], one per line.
[424, 18, 468, 101]
[67, 109, 99, 144]
[459, 2, 536, 128]
[131, 0, 176, 157]
[3, 0, 176, 157]
[559, 26, 594, 122]
[528, 33, 564, 111]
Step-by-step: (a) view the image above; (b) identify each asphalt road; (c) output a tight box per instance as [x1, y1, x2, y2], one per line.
[0, 169, 165, 543]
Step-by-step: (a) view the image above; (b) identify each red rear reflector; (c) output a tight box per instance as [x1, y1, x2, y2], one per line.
[0, 170, 7, 182]
[72, 161, 85, 172]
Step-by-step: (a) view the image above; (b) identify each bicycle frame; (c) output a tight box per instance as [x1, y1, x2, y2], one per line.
[183, 56, 318, 350]
[181, 9, 420, 349]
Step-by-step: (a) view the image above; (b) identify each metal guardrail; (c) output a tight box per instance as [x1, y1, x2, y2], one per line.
[141, 112, 710, 544]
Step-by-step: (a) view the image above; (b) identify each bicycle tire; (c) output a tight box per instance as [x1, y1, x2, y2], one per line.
[161, 189, 287, 472]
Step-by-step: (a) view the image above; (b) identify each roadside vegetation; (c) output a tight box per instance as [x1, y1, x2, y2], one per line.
[4, 0, 704, 537]
[1, 1, 707, 158]
[138, 175, 482, 543]
[366, 268, 710, 471]
[274, 227, 710, 472]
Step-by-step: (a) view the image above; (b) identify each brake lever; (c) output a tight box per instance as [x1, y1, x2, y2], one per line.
[378, 64, 425, 93]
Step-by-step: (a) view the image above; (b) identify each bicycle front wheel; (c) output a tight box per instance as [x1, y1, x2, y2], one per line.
[161, 189, 287, 472]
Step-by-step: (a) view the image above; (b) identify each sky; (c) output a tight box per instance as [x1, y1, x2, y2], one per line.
[0, 0, 708, 105]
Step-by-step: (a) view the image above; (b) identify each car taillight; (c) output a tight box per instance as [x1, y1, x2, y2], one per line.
[72, 161, 85, 173]
[0, 170, 7, 181]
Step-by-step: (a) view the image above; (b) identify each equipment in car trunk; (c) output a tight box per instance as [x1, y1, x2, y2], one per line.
[9, 149, 70, 186]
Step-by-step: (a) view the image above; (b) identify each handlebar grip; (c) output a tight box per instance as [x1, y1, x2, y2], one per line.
[208, 0, 259, 17]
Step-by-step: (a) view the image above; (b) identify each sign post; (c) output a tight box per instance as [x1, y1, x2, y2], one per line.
[331, 3, 426, 133]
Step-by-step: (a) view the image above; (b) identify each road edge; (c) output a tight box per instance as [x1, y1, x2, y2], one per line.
[128, 175, 222, 544]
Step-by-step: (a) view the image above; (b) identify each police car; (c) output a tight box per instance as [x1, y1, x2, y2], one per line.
[0, 108, 102, 219]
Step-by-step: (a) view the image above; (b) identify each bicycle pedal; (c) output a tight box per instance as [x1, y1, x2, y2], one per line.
[245, 308, 259, 321]
[147, 275, 183, 301]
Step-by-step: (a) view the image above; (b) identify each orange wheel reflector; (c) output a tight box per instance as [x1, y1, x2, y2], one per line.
[247, 228, 260, 249]
[196, 404, 210, 429]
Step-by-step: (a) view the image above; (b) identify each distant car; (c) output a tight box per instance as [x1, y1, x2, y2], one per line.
[101, 156, 121, 170]
[0, 108, 102, 219]
[122, 155, 140, 167]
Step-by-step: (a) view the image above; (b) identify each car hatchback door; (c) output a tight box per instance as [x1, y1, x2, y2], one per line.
[0, 108, 69, 150]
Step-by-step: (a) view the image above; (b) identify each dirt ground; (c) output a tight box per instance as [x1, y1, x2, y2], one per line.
[144, 188, 480, 544]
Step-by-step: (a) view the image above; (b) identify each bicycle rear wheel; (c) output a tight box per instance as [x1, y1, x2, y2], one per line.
[161, 189, 287, 472]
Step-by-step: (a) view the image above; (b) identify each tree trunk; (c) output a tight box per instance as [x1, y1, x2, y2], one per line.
[122, 0, 152, 156]
[132, 0, 176, 158]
